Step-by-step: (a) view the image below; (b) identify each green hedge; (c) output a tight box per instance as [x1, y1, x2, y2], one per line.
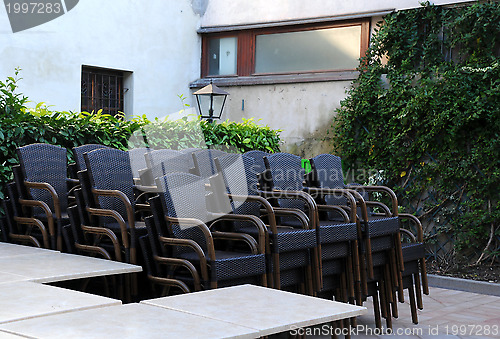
[0, 70, 281, 204]
[333, 2, 500, 262]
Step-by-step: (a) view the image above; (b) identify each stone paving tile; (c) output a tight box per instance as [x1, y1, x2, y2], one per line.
[305, 286, 500, 338]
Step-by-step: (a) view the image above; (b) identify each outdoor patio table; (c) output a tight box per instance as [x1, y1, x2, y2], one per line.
[0, 243, 142, 283]
[0, 330, 24, 338]
[0, 242, 59, 259]
[0, 303, 258, 339]
[0, 272, 28, 285]
[141, 284, 367, 337]
[0, 281, 121, 324]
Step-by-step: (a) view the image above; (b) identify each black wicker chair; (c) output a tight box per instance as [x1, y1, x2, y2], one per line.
[83, 148, 151, 265]
[214, 154, 318, 292]
[72, 144, 112, 172]
[151, 171, 267, 289]
[263, 152, 360, 302]
[15, 143, 78, 250]
[243, 150, 269, 176]
[143, 149, 192, 185]
[3, 178, 50, 248]
[309, 153, 418, 327]
[191, 149, 227, 180]
[129, 147, 150, 184]
[141, 197, 202, 295]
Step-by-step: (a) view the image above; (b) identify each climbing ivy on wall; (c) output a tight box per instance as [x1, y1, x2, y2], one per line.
[333, 2, 500, 263]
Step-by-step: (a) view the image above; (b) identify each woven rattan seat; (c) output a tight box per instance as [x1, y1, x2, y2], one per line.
[15, 143, 77, 250]
[83, 148, 151, 265]
[264, 152, 360, 301]
[214, 153, 319, 291]
[148, 171, 267, 290]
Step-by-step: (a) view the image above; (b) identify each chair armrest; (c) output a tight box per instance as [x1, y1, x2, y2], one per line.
[86, 207, 129, 249]
[209, 212, 266, 254]
[92, 188, 135, 230]
[134, 185, 161, 193]
[212, 231, 259, 254]
[135, 203, 151, 211]
[304, 187, 357, 222]
[316, 204, 351, 223]
[164, 216, 216, 261]
[269, 207, 310, 229]
[229, 194, 311, 231]
[23, 181, 61, 218]
[258, 189, 318, 229]
[347, 185, 398, 216]
[227, 194, 279, 233]
[18, 199, 55, 238]
[81, 224, 123, 261]
[399, 213, 423, 242]
[365, 201, 392, 216]
[399, 228, 417, 243]
[158, 236, 209, 282]
[153, 255, 201, 289]
[14, 216, 50, 248]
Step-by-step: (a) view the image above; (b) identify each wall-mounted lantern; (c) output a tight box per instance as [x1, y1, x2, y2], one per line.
[193, 81, 229, 123]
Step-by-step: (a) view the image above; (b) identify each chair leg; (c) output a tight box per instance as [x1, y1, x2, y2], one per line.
[409, 276, 419, 324]
[346, 256, 355, 303]
[273, 252, 281, 289]
[420, 258, 429, 295]
[373, 290, 382, 329]
[414, 272, 423, 310]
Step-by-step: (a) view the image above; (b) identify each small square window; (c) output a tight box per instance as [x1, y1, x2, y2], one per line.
[208, 37, 238, 75]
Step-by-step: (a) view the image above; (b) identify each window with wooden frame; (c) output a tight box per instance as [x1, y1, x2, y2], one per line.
[81, 66, 125, 116]
[199, 17, 370, 85]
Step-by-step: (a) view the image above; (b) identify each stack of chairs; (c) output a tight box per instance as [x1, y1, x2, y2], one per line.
[0, 142, 428, 328]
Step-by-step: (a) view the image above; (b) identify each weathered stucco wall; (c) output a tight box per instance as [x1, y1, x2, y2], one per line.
[201, 0, 473, 27]
[218, 81, 353, 156]
[0, 0, 202, 118]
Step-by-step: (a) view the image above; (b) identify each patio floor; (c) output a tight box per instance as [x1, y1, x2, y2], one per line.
[308, 286, 500, 338]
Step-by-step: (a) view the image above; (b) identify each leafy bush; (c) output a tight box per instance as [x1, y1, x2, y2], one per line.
[333, 2, 500, 262]
[0, 71, 281, 205]
[130, 116, 281, 153]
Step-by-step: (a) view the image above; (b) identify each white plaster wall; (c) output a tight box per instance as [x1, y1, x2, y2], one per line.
[201, 0, 473, 27]
[219, 81, 352, 156]
[0, 0, 202, 118]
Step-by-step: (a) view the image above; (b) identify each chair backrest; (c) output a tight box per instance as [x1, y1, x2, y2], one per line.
[243, 150, 269, 177]
[128, 147, 150, 179]
[191, 149, 227, 179]
[215, 154, 260, 216]
[309, 154, 345, 189]
[146, 149, 190, 180]
[156, 172, 209, 253]
[84, 148, 136, 218]
[16, 143, 69, 212]
[264, 152, 305, 211]
[73, 144, 111, 171]
[179, 147, 202, 154]
[179, 148, 201, 167]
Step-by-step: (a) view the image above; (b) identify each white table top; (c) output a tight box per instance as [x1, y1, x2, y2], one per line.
[0, 244, 141, 283]
[0, 330, 25, 338]
[0, 272, 28, 285]
[0, 281, 121, 324]
[0, 303, 258, 339]
[141, 284, 367, 336]
[0, 242, 59, 259]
